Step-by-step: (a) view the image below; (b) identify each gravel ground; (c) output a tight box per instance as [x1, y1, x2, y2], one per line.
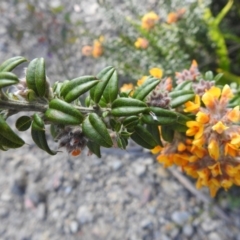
[0, 0, 240, 240]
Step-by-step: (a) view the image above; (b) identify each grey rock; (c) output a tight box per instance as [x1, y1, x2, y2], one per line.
[0, 208, 9, 218]
[110, 160, 123, 171]
[36, 203, 46, 220]
[183, 224, 194, 237]
[201, 219, 220, 232]
[208, 232, 221, 240]
[134, 164, 146, 177]
[70, 220, 79, 234]
[140, 219, 153, 229]
[77, 206, 94, 224]
[171, 211, 191, 226]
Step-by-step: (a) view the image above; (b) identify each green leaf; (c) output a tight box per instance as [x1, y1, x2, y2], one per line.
[82, 113, 113, 148]
[90, 66, 115, 103]
[15, 116, 32, 131]
[102, 69, 119, 103]
[45, 99, 84, 125]
[130, 125, 158, 149]
[0, 115, 25, 147]
[161, 126, 174, 142]
[132, 77, 160, 100]
[170, 94, 195, 108]
[122, 116, 139, 129]
[141, 114, 176, 125]
[26, 58, 48, 97]
[174, 81, 192, 91]
[0, 72, 19, 88]
[87, 141, 101, 158]
[0, 56, 27, 72]
[169, 90, 194, 98]
[35, 58, 46, 97]
[117, 135, 128, 149]
[146, 124, 163, 147]
[60, 76, 99, 102]
[111, 97, 148, 116]
[205, 71, 214, 80]
[31, 115, 57, 155]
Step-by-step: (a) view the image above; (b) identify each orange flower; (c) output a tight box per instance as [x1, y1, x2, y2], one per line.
[141, 12, 159, 30]
[135, 38, 149, 49]
[137, 76, 148, 86]
[186, 121, 204, 139]
[167, 12, 178, 24]
[120, 83, 134, 93]
[81, 45, 93, 56]
[208, 139, 219, 161]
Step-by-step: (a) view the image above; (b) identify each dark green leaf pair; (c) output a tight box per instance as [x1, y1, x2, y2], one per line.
[82, 113, 113, 148]
[0, 115, 25, 150]
[132, 77, 160, 100]
[111, 98, 147, 116]
[90, 66, 118, 104]
[60, 76, 99, 102]
[0, 56, 27, 72]
[45, 99, 83, 125]
[26, 58, 47, 97]
[169, 90, 195, 108]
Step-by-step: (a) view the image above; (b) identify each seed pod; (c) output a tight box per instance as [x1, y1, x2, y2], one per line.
[45, 99, 84, 125]
[0, 56, 27, 72]
[132, 77, 160, 100]
[82, 113, 113, 148]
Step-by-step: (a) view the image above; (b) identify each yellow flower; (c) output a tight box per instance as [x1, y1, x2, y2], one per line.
[220, 85, 233, 101]
[92, 40, 104, 58]
[208, 162, 222, 177]
[137, 76, 148, 86]
[186, 121, 204, 139]
[149, 68, 163, 78]
[202, 86, 221, 108]
[196, 111, 209, 124]
[134, 38, 149, 49]
[224, 143, 238, 157]
[221, 179, 233, 191]
[225, 164, 238, 177]
[141, 12, 159, 30]
[212, 121, 229, 134]
[184, 95, 200, 113]
[120, 83, 134, 93]
[157, 154, 174, 167]
[208, 139, 219, 161]
[177, 142, 186, 152]
[227, 106, 240, 122]
[208, 178, 220, 197]
[151, 145, 162, 154]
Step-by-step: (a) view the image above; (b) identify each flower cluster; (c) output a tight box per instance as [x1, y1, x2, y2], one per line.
[151, 62, 240, 197]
